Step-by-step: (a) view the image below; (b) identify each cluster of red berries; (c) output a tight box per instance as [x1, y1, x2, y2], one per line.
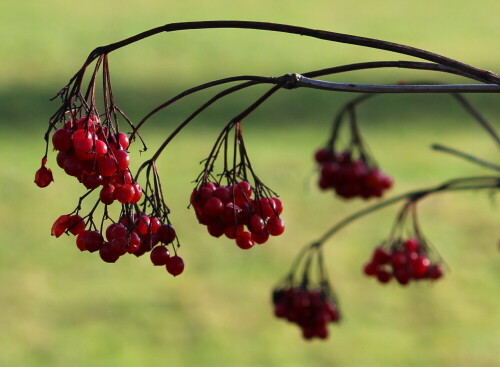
[190, 181, 284, 249]
[41, 115, 143, 205]
[363, 238, 443, 285]
[52, 213, 184, 276]
[314, 148, 393, 199]
[273, 287, 340, 340]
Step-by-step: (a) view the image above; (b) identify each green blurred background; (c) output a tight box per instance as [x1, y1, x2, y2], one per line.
[1, 1, 499, 366]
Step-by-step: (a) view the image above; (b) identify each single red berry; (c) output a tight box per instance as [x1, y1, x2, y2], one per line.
[249, 214, 265, 233]
[224, 225, 244, 239]
[99, 185, 115, 205]
[428, 264, 444, 280]
[105, 223, 127, 242]
[390, 251, 407, 269]
[251, 230, 269, 244]
[98, 157, 117, 176]
[114, 184, 135, 204]
[135, 215, 151, 235]
[114, 150, 130, 170]
[74, 138, 95, 161]
[166, 255, 184, 276]
[127, 232, 142, 253]
[52, 129, 72, 151]
[207, 222, 225, 238]
[63, 156, 83, 177]
[213, 186, 231, 203]
[235, 231, 255, 250]
[267, 216, 285, 236]
[109, 237, 128, 256]
[203, 197, 224, 217]
[34, 164, 54, 188]
[82, 230, 104, 252]
[157, 224, 176, 244]
[99, 243, 120, 263]
[363, 262, 378, 276]
[116, 132, 130, 150]
[68, 215, 85, 235]
[150, 246, 171, 266]
[372, 247, 390, 265]
[94, 139, 108, 159]
[81, 173, 104, 190]
[404, 238, 420, 253]
[376, 269, 392, 284]
[76, 234, 87, 251]
[150, 217, 161, 235]
[130, 183, 142, 204]
[51, 214, 71, 237]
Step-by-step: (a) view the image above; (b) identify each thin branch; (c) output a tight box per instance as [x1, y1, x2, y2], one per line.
[432, 144, 500, 171]
[84, 21, 500, 84]
[295, 76, 500, 93]
[452, 94, 500, 148]
[314, 176, 499, 246]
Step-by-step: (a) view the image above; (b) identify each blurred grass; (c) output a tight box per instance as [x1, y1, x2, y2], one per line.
[1, 1, 500, 366]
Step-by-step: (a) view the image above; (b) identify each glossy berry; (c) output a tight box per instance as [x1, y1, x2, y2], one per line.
[166, 255, 184, 276]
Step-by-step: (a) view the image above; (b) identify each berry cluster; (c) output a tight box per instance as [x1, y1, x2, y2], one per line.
[52, 213, 184, 276]
[273, 287, 340, 340]
[315, 148, 393, 199]
[190, 181, 284, 249]
[43, 115, 143, 205]
[363, 238, 443, 285]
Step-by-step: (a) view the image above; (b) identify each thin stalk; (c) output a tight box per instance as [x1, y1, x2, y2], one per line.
[431, 144, 500, 171]
[314, 176, 499, 246]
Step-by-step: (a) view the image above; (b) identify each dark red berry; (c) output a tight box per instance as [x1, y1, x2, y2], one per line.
[166, 255, 184, 276]
[150, 246, 170, 266]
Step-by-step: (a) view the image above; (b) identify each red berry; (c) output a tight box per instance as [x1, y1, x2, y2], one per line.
[99, 185, 115, 205]
[130, 183, 142, 204]
[251, 230, 269, 244]
[236, 232, 255, 249]
[127, 232, 142, 253]
[63, 156, 83, 177]
[105, 223, 127, 241]
[68, 215, 85, 235]
[114, 150, 130, 170]
[51, 215, 71, 237]
[404, 238, 419, 253]
[372, 247, 390, 265]
[203, 197, 224, 217]
[150, 246, 170, 266]
[135, 215, 151, 235]
[34, 164, 54, 188]
[376, 269, 392, 283]
[116, 132, 130, 150]
[363, 262, 378, 276]
[225, 225, 244, 239]
[74, 138, 94, 160]
[249, 214, 265, 233]
[428, 264, 444, 280]
[114, 184, 135, 204]
[166, 255, 184, 276]
[99, 243, 120, 263]
[98, 157, 117, 176]
[82, 230, 104, 253]
[267, 216, 285, 236]
[52, 129, 72, 151]
[157, 224, 176, 244]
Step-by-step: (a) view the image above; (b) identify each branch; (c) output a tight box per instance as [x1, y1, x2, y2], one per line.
[314, 176, 499, 246]
[85, 21, 499, 84]
[294, 75, 500, 93]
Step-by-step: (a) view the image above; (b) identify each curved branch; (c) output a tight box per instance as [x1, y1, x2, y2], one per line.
[85, 21, 499, 84]
[314, 176, 499, 246]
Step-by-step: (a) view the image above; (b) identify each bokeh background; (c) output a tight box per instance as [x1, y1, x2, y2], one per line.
[1, 1, 499, 366]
